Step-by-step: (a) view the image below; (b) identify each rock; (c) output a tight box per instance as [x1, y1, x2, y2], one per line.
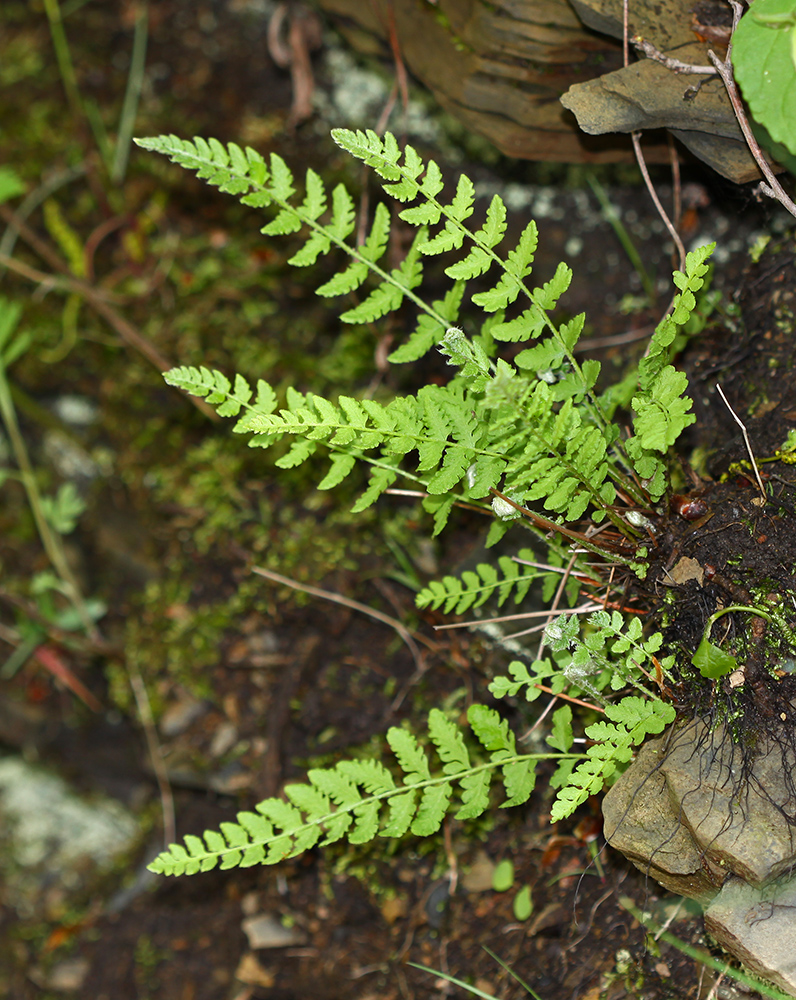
[705, 874, 796, 996]
[562, 0, 761, 182]
[29, 957, 91, 992]
[318, 0, 633, 163]
[159, 693, 207, 737]
[241, 913, 307, 949]
[603, 718, 796, 902]
[0, 756, 139, 917]
[316, 0, 765, 181]
[560, 59, 759, 183]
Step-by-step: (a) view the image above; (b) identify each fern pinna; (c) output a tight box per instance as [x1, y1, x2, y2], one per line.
[136, 128, 705, 876]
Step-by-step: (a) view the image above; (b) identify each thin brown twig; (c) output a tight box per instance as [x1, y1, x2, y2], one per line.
[532, 682, 605, 714]
[630, 2, 796, 219]
[251, 564, 437, 667]
[434, 601, 602, 631]
[0, 249, 219, 421]
[715, 382, 766, 499]
[669, 134, 682, 233]
[632, 133, 686, 274]
[623, 0, 685, 274]
[128, 661, 176, 849]
[631, 36, 716, 74]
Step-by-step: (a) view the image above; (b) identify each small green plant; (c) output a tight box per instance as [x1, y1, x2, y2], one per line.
[133, 129, 714, 876]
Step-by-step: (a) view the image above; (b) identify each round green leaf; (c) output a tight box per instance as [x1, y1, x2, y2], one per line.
[492, 858, 514, 892]
[732, 0, 796, 157]
[513, 885, 533, 921]
[692, 637, 738, 679]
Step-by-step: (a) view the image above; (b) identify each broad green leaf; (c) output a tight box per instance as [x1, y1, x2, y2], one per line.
[733, 0, 796, 156]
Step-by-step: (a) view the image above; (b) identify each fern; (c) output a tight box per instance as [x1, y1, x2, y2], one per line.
[164, 354, 627, 538]
[489, 611, 676, 706]
[416, 548, 547, 614]
[147, 705, 580, 876]
[624, 244, 715, 497]
[135, 127, 708, 876]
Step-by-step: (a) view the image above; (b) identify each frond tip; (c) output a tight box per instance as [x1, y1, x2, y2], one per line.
[147, 706, 552, 876]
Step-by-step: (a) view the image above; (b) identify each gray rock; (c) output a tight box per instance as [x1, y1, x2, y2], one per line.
[705, 875, 796, 996]
[603, 718, 796, 902]
[604, 717, 796, 995]
[0, 755, 139, 917]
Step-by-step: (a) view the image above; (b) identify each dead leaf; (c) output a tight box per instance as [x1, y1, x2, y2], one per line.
[668, 556, 704, 586]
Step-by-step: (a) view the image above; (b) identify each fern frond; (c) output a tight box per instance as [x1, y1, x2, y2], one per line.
[164, 332, 630, 536]
[550, 697, 676, 821]
[489, 611, 676, 708]
[624, 244, 716, 497]
[416, 549, 544, 614]
[147, 706, 573, 876]
[134, 134, 449, 338]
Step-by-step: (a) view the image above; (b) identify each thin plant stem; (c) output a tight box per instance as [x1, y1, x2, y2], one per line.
[111, 3, 149, 185]
[0, 249, 219, 422]
[433, 601, 602, 630]
[128, 661, 176, 848]
[251, 564, 437, 668]
[586, 172, 656, 304]
[42, 0, 85, 126]
[631, 132, 686, 274]
[0, 363, 98, 639]
[708, 47, 796, 216]
[619, 897, 795, 1000]
[715, 382, 766, 499]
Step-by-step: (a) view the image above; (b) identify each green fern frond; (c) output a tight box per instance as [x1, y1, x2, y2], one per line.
[331, 130, 596, 388]
[548, 698, 676, 821]
[147, 705, 575, 876]
[416, 548, 544, 614]
[134, 134, 448, 341]
[625, 244, 716, 497]
[489, 611, 676, 707]
[164, 355, 630, 537]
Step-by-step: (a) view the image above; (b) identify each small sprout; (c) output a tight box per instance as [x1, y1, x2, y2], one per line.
[625, 509, 655, 531]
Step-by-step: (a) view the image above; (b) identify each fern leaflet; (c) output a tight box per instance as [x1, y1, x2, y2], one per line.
[416, 548, 544, 614]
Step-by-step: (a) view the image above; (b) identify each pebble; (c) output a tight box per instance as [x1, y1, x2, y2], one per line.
[241, 913, 307, 949]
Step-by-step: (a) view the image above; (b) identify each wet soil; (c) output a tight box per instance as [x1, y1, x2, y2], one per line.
[2, 2, 795, 1000]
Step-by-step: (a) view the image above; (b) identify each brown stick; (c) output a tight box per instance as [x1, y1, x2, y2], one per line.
[0, 244, 219, 422]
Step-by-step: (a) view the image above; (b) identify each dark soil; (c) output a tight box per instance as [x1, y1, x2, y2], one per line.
[1, 3, 795, 1000]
